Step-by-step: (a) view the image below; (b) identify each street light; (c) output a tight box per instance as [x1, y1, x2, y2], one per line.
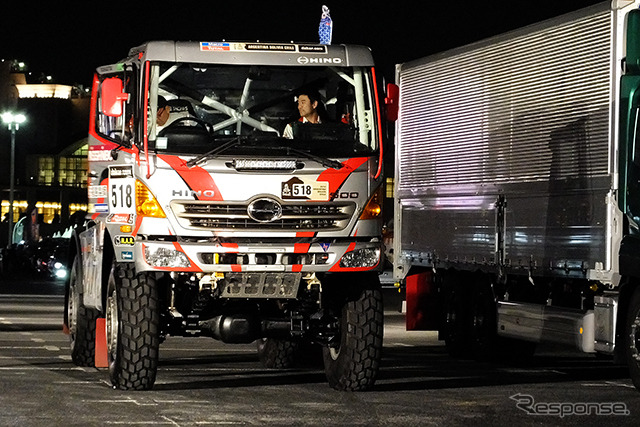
[2, 112, 26, 247]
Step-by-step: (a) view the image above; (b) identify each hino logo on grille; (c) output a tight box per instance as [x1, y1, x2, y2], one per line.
[247, 198, 283, 223]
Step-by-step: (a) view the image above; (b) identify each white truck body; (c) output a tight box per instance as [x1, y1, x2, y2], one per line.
[393, 1, 640, 389]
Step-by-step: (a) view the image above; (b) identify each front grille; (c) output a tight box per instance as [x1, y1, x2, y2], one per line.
[171, 200, 355, 231]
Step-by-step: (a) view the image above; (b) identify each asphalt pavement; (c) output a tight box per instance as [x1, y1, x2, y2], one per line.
[1, 276, 640, 426]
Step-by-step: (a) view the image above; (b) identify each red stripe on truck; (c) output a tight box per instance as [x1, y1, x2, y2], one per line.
[158, 154, 223, 201]
[317, 157, 368, 198]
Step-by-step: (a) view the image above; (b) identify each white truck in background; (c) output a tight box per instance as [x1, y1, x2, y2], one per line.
[63, 41, 386, 391]
[389, 0, 640, 390]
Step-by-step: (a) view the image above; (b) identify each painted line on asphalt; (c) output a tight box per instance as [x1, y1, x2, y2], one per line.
[0, 345, 60, 351]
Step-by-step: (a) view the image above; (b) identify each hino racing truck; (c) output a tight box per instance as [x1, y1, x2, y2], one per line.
[63, 41, 385, 391]
[390, 0, 640, 389]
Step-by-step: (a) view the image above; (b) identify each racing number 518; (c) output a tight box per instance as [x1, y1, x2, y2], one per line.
[111, 183, 133, 209]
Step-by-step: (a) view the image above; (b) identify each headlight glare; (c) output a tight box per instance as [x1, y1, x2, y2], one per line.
[144, 246, 190, 268]
[339, 248, 380, 268]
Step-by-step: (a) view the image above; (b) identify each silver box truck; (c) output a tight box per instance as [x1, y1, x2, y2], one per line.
[390, 0, 640, 389]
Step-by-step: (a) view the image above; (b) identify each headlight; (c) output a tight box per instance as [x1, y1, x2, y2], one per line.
[144, 246, 190, 268]
[339, 248, 380, 268]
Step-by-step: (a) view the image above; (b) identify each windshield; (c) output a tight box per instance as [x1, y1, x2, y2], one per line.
[147, 63, 379, 158]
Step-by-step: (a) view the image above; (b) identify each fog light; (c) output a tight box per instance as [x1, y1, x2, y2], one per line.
[55, 269, 67, 279]
[144, 246, 190, 268]
[339, 248, 380, 268]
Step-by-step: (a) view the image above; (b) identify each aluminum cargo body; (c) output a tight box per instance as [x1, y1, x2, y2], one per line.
[394, 2, 625, 283]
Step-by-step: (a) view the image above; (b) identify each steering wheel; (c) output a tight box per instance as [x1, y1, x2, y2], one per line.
[158, 116, 210, 136]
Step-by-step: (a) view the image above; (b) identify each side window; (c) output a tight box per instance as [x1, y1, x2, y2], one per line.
[95, 69, 137, 144]
[634, 107, 640, 165]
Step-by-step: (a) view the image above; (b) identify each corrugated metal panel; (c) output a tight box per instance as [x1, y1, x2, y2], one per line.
[397, 9, 613, 195]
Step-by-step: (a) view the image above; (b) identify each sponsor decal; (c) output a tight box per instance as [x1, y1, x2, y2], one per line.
[88, 185, 108, 199]
[317, 157, 368, 199]
[109, 165, 133, 179]
[121, 251, 133, 260]
[107, 213, 134, 224]
[88, 149, 113, 162]
[245, 43, 296, 52]
[114, 235, 135, 246]
[201, 42, 230, 51]
[282, 177, 329, 201]
[320, 243, 330, 252]
[95, 203, 108, 213]
[299, 45, 327, 53]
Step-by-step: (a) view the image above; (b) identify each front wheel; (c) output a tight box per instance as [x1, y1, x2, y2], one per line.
[106, 261, 160, 390]
[322, 275, 383, 391]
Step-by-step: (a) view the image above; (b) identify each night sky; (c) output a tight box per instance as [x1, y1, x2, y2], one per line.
[0, 0, 604, 86]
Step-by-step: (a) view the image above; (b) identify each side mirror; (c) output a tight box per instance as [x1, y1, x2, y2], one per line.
[100, 77, 129, 117]
[385, 83, 399, 122]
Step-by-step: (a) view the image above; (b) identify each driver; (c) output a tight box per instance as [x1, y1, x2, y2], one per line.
[283, 90, 325, 139]
[156, 96, 195, 131]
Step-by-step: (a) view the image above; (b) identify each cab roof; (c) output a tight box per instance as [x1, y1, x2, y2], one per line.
[123, 41, 374, 67]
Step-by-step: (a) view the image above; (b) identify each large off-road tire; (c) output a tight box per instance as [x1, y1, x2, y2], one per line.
[65, 255, 99, 367]
[469, 278, 498, 360]
[322, 274, 383, 391]
[106, 261, 160, 390]
[625, 286, 640, 390]
[257, 338, 299, 369]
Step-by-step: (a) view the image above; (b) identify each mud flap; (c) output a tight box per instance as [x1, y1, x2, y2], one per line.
[95, 318, 108, 368]
[406, 271, 439, 330]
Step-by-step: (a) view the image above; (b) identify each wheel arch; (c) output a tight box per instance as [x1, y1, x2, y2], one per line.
[100, 227, 116, 311]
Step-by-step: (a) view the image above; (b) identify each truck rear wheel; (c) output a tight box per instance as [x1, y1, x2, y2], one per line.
[106, 261, 160, 390]
[322, 274, 383, 391]
[441, 271, 472, 358]
[625, 286, 640, 390]
[65, 255, 98, 367]
[257, 338, 299, 369]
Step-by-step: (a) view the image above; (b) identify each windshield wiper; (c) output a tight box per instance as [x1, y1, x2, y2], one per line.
[186, 135, 343, 170]
[284, 147, 343, 170]
[185, 136, 243, 167]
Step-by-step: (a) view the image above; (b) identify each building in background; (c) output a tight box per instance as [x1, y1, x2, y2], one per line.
[0, 59, 89, 246]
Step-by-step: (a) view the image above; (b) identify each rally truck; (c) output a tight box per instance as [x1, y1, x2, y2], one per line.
[63, 41, 385, 391]
[389, 0, 640, 390]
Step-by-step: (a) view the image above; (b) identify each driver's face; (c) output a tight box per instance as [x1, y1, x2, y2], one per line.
[297, 95, 317, 120]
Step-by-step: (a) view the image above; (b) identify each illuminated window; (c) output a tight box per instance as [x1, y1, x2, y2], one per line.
[59, 156, 87, 187]
[385, 177, 394, 198]
[36, 154, 87, 187]
[38, 157, 55, 186]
